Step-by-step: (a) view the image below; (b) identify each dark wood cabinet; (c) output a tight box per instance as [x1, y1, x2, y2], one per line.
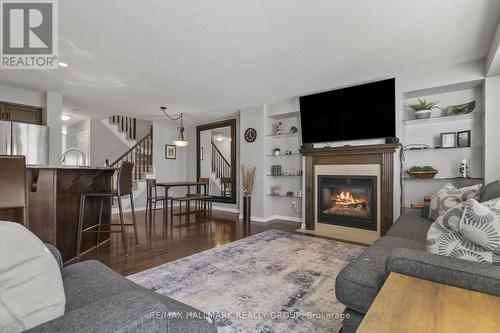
[0, 102, 43, 125]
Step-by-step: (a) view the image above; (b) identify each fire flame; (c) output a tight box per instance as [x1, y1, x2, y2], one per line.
[331, 191, 367, 206]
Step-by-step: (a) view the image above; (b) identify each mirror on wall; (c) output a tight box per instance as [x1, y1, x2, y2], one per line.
[196, 119, 236, 204]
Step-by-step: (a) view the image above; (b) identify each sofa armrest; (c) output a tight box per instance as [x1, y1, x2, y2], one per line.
[44, 243, 63, 273]
[26, 290, 169, 333]
[386, 248, 500, 297]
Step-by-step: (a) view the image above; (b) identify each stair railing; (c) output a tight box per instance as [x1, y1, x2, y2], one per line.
[211, 139, 231, 179]
[106, 125, 153, 182]
[109, 115, 137, 140]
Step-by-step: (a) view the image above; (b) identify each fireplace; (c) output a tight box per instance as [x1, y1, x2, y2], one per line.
[317, 175, 377, 230]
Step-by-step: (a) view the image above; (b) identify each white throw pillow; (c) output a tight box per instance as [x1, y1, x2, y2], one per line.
[427, 198, 500, 265]
[428, 183, 482, 220]
[0, 221, 66, 333]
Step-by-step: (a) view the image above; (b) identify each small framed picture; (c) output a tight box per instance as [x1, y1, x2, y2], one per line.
[457, 130, 471, 148]
[200, 147, 204, 160]
[165, 144, 176, 159]
[440, 132, 456, 148]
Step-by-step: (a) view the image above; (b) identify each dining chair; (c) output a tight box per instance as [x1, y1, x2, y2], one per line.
[0, 155, 27, 227]
[197, 177, 212, 214]
[145, 178, 171, 225]
[76, 161, 138, 259]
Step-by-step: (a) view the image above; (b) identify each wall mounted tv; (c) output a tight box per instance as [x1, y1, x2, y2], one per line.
[299, 78, 395, 144]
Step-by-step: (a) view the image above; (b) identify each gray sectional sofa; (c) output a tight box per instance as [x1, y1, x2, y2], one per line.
[335, 181, 500, 333]
[27, 246, 217, 333]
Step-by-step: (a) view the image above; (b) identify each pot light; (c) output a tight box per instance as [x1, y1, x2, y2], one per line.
[58, 62, 69, 68]
[61, 114, 72, 121]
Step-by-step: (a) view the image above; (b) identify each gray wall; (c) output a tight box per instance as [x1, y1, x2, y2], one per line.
[485, 76, 500, 183]
[89, 119, 129, 166]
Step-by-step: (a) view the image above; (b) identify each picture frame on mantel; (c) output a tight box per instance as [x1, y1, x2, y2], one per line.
[165, 144, 176, 159]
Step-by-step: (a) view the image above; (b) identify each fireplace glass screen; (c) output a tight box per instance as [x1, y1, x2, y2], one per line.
[318, 175, 377, 230]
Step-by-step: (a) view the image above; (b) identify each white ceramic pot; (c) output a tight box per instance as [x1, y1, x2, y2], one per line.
[414, 110, 432, 119]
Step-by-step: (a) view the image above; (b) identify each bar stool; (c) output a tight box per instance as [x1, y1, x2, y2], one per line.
[76, 162, 138, 259]
[145, 178, 172, 225]
[0, 155, 27, 227]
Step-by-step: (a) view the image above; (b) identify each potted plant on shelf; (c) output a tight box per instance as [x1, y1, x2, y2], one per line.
[406, 165, 438, 179]
[241, 164, 256, 223]
[408, 98, 440, 119]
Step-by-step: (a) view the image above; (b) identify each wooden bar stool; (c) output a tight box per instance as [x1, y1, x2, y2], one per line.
[76, 162, 138, 259]
[0, 155, 27, 227]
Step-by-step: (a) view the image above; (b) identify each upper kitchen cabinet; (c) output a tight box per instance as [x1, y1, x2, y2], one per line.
[0, 102, 43, 125]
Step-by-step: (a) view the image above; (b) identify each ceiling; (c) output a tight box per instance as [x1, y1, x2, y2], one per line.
[1, 0, 499, 123]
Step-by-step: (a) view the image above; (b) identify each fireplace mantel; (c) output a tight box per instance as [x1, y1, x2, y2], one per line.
[301, 143, 398, 237]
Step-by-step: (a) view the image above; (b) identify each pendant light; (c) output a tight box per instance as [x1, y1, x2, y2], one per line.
[160, 106, 189, 147]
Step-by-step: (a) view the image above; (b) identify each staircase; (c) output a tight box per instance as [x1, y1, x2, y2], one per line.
[109, 115, 137, 140]
[106, 121, 154, 212]
[211, 139, 231, 197]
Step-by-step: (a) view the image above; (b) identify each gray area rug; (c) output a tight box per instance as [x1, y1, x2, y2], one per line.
[128, 230, 364, 332]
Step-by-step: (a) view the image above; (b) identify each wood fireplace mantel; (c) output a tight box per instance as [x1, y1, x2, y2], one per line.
[301, 143, 399, 236]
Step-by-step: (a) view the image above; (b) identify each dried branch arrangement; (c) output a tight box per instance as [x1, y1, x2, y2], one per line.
[241, 164, 256, 196]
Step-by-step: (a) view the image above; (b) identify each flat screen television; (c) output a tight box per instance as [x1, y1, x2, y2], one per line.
[299, 78, 395, 144]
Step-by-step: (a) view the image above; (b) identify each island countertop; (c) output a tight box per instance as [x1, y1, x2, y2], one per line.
[27, 164, 118, 170]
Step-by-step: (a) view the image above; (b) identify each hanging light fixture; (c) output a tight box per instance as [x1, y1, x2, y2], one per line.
[161, 106, 189, 147]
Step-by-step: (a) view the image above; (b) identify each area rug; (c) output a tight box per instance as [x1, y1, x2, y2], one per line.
[128, 230, 365, 332]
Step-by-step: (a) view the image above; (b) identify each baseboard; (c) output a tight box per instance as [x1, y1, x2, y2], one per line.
[212, 206, 240, 214]
[238, 214, 302, 223]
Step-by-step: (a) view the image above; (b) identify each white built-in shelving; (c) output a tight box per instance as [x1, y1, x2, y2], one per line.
[264, 101, 303, 220]
[401, 79, 485, 211]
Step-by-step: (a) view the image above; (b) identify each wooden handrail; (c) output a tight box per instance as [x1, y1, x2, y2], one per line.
[211, 139, 230, 179]
[107, 125, 153, 181]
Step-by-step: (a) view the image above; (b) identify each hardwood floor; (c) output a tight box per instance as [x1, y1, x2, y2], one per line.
[79, 208, 302, 276]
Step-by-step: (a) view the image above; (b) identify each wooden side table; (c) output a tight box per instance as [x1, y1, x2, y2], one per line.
[357, 272, 500, 333]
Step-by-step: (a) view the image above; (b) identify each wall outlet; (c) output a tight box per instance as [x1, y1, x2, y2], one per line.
[291, 201, 297, 208]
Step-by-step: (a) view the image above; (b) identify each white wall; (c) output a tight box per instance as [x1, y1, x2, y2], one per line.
[484, 76, 500, 183]
[89, 119, 129, 166]
[240, 106, 266, 219]
[153, 120, 188, 197]
[65, 119, 91, 165]
[0, 84, 45, 107]
[45, 91, 63, 164]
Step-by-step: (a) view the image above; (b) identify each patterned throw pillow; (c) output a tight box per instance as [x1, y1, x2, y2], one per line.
[428, 183, 482, 220]
[427, 198, 500, 265]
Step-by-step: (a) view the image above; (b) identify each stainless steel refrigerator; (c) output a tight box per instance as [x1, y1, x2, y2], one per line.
[0, 120, 49, 165]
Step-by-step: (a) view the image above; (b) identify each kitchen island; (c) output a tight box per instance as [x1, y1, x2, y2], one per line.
[27, 165, 117, 263]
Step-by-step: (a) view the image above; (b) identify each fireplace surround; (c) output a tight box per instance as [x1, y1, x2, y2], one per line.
[301, 144, 398, 243]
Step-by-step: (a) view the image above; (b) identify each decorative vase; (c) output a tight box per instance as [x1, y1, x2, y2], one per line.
[414, 110, 432, 119]
[243, 195, 251, 223]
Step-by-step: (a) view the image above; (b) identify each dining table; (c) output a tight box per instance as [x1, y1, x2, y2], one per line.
[155, 181, 209, 223]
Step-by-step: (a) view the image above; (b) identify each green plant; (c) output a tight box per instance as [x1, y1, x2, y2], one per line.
[408, 98, 440, 112]
[409, 166, 423, 172]
[409, 165, 437, 172]
[421, 166, 436, 172]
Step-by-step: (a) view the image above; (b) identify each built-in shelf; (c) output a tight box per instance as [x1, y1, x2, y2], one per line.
[266, 174, 302, 177]
[404, 146, 483, 152]
[266, 194, 302, 198]
[266, 132, 301, 138]
[265, 153, 301, 157]
[403, 112, 483, 126]
[267, 111, 300, 120]
[403, 79, 484, 99]
[402, 177, 483, 181]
